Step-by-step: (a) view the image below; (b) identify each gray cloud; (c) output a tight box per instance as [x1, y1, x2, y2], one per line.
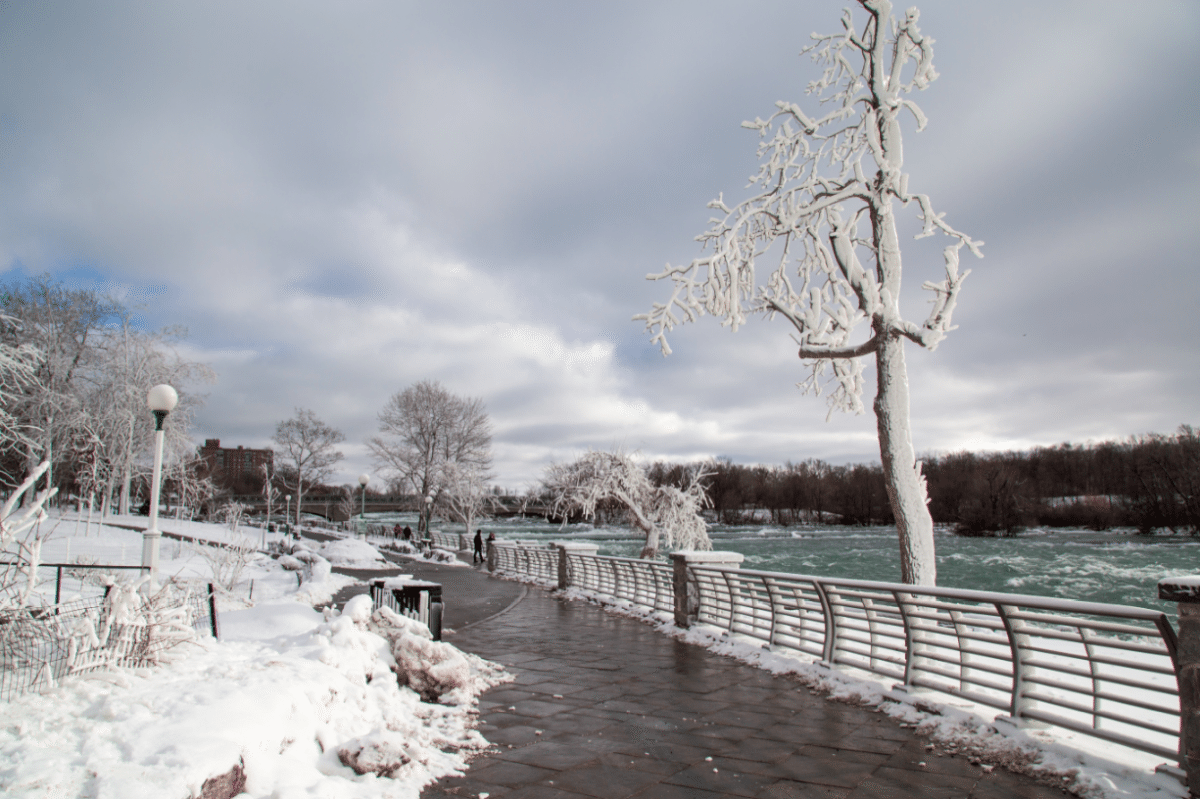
[0, 0, 1195, 488]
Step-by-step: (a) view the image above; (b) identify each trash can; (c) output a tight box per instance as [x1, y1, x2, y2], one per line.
[370, 579, 443, 641]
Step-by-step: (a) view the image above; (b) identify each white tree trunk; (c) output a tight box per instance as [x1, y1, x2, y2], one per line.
[873, 332, 936, 586]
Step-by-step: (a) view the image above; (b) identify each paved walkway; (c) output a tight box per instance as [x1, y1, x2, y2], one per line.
[422, 577, 1072, 799]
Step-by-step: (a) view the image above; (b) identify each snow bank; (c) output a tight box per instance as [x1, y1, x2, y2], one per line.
[320, 538, 390, 568]
[0, 598, 511, 799]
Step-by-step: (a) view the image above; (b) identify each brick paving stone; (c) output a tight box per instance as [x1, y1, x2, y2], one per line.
[414, 576, 1079, 799]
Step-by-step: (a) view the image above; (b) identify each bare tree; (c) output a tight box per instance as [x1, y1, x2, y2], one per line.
[544, 450, 711, 559]
[367, 380, 492, 533]
[636, 1, 981, 585]
[273, 408, 344, 526]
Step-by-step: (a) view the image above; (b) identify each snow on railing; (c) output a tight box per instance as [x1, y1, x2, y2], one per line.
[492, 542, 1181, 764]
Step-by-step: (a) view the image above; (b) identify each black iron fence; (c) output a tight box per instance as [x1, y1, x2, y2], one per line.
[0, 577, 218, 702]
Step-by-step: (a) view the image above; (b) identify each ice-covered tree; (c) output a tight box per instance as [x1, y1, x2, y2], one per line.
[544, 450, 711, 559]
[272, 408, 345, 526]
[636, 1, 981, 585]
[0, 460, 58, 608]
[437, 460, 497, 539]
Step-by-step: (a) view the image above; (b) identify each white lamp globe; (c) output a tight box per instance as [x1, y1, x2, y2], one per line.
[358, 474, 370, 487]
[147, 384, 179, 412]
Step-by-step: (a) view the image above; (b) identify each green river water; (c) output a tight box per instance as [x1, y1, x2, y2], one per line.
[366, 513, 1198, 617]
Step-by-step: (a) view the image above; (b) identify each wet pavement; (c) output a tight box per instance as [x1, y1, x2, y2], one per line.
[426, 584, 1073, 799]
[299, 532, 1072, 798]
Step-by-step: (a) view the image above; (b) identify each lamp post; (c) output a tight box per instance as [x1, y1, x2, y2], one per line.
[423, 493, 433, 537]
[142, 384, 178, 587]
[358, 473, 370, 537]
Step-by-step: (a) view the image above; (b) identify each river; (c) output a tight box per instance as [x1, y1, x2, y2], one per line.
[365, 512, 1199, 617]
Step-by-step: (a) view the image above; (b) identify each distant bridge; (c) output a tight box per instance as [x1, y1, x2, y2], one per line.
[227, 494, 558, 522]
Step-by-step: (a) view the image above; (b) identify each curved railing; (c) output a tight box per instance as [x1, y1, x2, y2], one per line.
[695, 566, 1179, 762]
[491, 541, 558, 582]
[492, 542, 1180, 763]
[564, 553, 674, 615]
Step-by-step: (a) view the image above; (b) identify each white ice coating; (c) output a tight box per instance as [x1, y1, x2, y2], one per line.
[635, 0, 983, 585]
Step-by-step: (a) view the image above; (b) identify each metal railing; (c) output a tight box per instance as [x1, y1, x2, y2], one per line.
[564, 553, 674, 615]
[693, 566, 1178, 762]
[491, 542, 558, 582]
[0, 580, 218, 701]
[429, 531, 462, 551]
[492, 542, 1181, 764]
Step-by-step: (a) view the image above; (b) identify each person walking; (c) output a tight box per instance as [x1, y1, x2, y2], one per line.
[473, 529, 484, 564]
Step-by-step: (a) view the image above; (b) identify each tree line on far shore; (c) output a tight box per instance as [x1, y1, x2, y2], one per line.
[643, 427, 1199, 536]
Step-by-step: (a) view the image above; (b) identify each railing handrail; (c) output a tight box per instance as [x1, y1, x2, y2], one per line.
[695, 565, 1172, 623]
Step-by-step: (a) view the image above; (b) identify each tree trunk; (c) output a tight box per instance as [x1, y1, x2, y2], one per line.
[119, 466, 131, 516]
[874, 332, 936, 585]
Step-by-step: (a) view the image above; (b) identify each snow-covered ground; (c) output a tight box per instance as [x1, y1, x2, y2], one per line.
[3, 513, 1190, 799]
[1, 513, 511, 798]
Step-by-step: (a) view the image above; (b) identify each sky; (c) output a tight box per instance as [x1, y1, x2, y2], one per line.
[0, 0, 1196, 491]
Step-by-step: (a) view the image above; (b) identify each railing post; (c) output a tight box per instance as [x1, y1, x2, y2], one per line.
[1158, 576, 1196, 786]
[669, 551, 744, 629]
[554, 543, 598, 590]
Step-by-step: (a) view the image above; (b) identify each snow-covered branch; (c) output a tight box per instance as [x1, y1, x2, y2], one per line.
[1, 460, 59, 608]
[637, 1, 982, 585]
[544, 450, 711, 559]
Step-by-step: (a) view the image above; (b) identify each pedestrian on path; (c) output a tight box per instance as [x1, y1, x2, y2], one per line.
[473, 529, 483, 563]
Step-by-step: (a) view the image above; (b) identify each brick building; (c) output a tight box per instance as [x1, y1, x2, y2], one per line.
[197, 439, 274, 493]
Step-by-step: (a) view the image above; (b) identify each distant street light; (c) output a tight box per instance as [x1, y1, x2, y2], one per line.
[286, 494, 292, 534]
[423, 493, 433, 536]
[358, 473, 370, 537]
[142, 384, 178, 587]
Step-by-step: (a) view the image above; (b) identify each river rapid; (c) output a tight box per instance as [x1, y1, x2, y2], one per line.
[367, 513, 1198, 617]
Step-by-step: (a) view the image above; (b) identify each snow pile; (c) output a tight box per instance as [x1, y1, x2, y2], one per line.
[376, 540, 470, 568]
[554, 585, 1188, 799]
[320, 538, 391, 568]
[0, 596, 510, 799]
[275, 538, 357, 607]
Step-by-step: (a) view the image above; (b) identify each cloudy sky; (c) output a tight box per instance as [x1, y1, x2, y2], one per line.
[1, 0, 1196, 490]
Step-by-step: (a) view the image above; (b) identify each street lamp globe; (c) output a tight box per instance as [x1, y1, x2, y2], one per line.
[359, 474, 370, 488]
[147, 384, 179, 413]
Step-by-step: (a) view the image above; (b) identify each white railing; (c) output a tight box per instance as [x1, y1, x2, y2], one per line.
[691, 566, 1179, 762]
[565, 553, 674, 615]
[491, 542, 558, 582]
[491, 542, 1181, 764]
[429, 531, 462, 551]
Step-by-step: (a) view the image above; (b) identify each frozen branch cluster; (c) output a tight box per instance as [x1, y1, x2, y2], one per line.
[636, 0, 981, 415]
[0, 461, 57, 608]
[544, 450, 711, 559]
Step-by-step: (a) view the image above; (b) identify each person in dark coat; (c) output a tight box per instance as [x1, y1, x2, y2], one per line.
[473, 529, 484, 563]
